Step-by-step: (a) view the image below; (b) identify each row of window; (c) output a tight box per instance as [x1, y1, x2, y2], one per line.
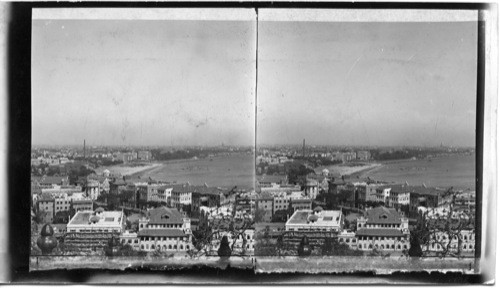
[140, 236, 187, 241]
[122, 238, 139, 244]
[429, 243, 474, 250]
[360, 224, 402, 229]
[293, 227, 338, 232]
[358, 236, 408, 241]
[275, 199, 289, 204]
[141, 243, 189, 250]
[69, 228, 120, 233]
[140, 224, 182, 229]
[359, 243, 408, 250]
[339, 238, 357, 243]
[432, 234, 474, 241]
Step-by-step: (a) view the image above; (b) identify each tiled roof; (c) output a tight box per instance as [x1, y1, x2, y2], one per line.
[147, 207, 184, 224]
[137, 228, 186, 237]
[355, 228, 405, 237]
[365, 207, 402, 224]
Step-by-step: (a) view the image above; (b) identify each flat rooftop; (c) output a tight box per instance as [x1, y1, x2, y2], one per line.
[287, 210, 342, 226]
[68, 211, 123, 226]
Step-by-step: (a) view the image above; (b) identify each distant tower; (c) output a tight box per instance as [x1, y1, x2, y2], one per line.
[84, 139, 86, 159]
[302, 139, 305, 157]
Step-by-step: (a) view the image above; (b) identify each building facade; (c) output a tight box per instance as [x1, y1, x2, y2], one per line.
[355, 207, 410, 252]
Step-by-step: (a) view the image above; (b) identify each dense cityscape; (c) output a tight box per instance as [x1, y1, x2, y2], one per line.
[31, 141, 476, 260]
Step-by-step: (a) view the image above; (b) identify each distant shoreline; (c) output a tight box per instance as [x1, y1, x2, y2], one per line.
[95, 163, 163, 177]
[315, 163, 382, 178]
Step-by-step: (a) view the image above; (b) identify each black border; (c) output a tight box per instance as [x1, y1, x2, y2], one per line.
[7, 1, 491, 284]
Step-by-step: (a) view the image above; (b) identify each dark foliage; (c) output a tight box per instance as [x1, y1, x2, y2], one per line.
[217, 235, 232, 257]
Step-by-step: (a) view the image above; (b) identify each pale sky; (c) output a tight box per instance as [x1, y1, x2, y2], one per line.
[32, 19, 256, 146]
[257, 21, 478, 147]
[33, 14, 478, 148]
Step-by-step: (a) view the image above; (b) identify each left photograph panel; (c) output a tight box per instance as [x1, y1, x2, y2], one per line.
[30, 8, 257, 271]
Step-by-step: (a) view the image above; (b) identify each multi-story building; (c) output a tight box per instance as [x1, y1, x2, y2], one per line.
[255, 196, 273, 222]
[304, 178, 319, 200]
[355, 206, 410, 252]
[54, 195, 72, 213]
[234, 196, 254, 215]
[171, 184, 193, 208]
[37, 194, 55, 223]
[139, 183, 173, 204]
[63, 209, 126, 253]
[134, 207, 193, 252]
[363, 183, 385, 202]
[273, 195, 290, 213]
[374, 186, 392, 203]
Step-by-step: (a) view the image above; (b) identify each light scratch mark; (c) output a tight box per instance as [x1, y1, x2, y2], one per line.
[347, 56, 362, 77]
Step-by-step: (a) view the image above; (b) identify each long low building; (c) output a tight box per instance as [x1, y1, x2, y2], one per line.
[137, 228, 191, 252]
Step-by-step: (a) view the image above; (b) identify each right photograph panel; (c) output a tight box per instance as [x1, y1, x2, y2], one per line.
[255, 9, 478, 273]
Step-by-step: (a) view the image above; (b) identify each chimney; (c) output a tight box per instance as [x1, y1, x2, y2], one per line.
[303, 139, 305, 157]
[84, 139, 86, 159]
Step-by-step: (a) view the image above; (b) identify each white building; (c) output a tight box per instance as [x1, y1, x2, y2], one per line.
[285, 208, 343, 232]
[66, 209, 125, 233]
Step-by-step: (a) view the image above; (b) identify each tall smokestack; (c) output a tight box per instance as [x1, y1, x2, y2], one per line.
[84, 139, 86, 159]
[303, 139, 305, 157]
